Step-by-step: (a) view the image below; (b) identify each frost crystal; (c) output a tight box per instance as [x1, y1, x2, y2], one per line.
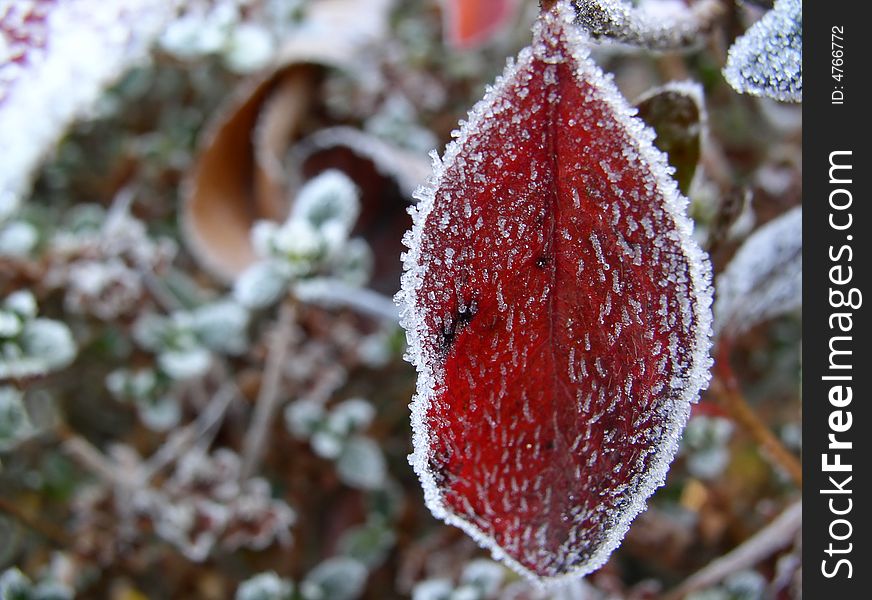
[723, 0, 802, 102]
[714, 206, 801, 337]
[398, 0, 712, 582]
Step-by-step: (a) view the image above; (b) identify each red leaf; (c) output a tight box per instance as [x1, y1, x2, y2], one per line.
[399, 3, 712, 582]
[443, 0, 519, 50]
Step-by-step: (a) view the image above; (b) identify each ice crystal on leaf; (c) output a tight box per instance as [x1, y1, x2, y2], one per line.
[713, 206, 801, 337]
[723, 0, 802, 102]
[398, 1, 712, 582]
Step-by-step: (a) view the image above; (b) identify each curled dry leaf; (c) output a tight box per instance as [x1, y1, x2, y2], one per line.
[0, 0, 182, 209]
[635, 81, 706, 196]
[183, 65, 318, 281]
[399, 1, 712, 582]
[182, 0, 394, 282]
[713, 205, 801, 338]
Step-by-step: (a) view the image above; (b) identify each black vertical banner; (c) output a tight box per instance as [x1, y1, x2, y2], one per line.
[803, 1, 868, 597]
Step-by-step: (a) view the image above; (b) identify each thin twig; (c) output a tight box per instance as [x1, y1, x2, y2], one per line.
[665, 501, 801, 599]
[141, 381, 238, 480]
[0, 496, 71, 548]
[714, 341, 803, 487]
[240, 300, 297, 480]
[56, 424, 132, 487]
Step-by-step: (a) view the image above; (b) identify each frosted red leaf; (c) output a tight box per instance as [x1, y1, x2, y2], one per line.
[399, 2, 712, 582]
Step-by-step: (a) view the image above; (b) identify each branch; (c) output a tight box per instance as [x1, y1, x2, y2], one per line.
[665, 501, 801, 599]
[240, 300, 297, 480]
[56, 424, 134, 488]
[141, 381, 238, 480]
[714, 340, 802, 487]
[0, 496, 71, 548]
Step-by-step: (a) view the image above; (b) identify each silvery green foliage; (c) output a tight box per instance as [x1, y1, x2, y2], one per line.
[723, 0, 802, 102]
[714, 206, 801, 337]
[0, 387, 32, 450]
[0, 567, 73, 600]
[159, 0, 293, 74]
[136, 448, 296, 561]
[412, 579, 454, 600]
[336, 437, 387, 491]
[681, 414, 734, 480]
[338, 519, 397, 568]
[0, 220, 38, 257]
[63, 258, 143, 320]
[459, 560, 506, 598]
[0, 568, 30, 600]
[365, 94, 439, 155]
[236, 572, 294, 600]
[46, 203, 176, 320]
[1, 291, 76, 380]
[285, 398, 387, 490]
[234, 171, 373, 310]
[412, 560, 506, 600]
[132, 300, 250, 380]
[685, 569, 767, 600]
[300, 557, 368, 600]
[105, 368, 180, 431]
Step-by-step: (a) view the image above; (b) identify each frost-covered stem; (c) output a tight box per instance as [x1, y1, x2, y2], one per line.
[0, 496, 71, 548]
[293, 279, 399, 322]
[240, 300, 297, 480]
[142, 381, 238, 480]
[665, 500, 801, 599]
[140, 270, 184, 312]
[57, 424, 132, 487]
[714, 340, 802, 486]
[573, 0, 727, 50]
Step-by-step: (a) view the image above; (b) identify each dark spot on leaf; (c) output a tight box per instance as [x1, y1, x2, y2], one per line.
[440, 300, 478, 355]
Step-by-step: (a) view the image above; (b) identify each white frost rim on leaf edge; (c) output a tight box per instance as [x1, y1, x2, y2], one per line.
[396, 0, 713, 585]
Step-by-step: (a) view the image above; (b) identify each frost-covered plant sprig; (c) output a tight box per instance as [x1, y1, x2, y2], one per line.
[285, 397, 388, 491]
[0, 567, 74, 600]
[132, 299, 250, 381]
[411, 559, 507, 600]
[236, 557, 370, 600]
[0, 291, 76, 381]
[0, 386, 33, 452]
[233, 170, 374, 310]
